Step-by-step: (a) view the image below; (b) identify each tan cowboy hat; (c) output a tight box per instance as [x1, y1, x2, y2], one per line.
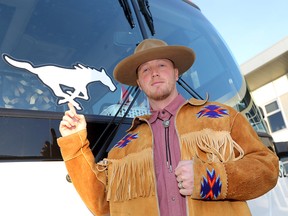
[113, 38, 196, 86]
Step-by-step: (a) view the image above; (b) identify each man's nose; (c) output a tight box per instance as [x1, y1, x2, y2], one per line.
[151, 67, 159, 77]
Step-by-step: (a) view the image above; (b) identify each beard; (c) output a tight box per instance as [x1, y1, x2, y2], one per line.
[147, 92, 170, 101]
[145, 85, 174, 101]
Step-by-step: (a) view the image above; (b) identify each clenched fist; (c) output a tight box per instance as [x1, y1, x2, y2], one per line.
[175, 160, 194, 196]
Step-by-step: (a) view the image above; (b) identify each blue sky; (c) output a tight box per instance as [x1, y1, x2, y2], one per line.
[192, 0, 288, 64]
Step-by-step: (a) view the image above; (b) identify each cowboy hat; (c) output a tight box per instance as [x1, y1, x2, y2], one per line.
[113, 38, 196, 86]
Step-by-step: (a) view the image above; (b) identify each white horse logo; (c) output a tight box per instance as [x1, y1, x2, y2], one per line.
[3, 54, 116, 110]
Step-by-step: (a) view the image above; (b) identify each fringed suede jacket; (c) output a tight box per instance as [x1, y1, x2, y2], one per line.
[57, 98, 279, 216]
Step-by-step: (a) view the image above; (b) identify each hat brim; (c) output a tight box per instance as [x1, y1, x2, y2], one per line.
[113, 45, 196, 86]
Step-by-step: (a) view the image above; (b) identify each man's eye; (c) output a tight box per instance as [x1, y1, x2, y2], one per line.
[140, 68, 148, 74]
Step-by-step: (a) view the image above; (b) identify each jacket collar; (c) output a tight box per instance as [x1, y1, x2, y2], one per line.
[187, 93, 209, 106]
[149, 94, 186, 124]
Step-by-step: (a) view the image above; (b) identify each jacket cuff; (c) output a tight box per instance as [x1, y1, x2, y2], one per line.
[192, 157, 228, 200]
[57, 129, 88, 161]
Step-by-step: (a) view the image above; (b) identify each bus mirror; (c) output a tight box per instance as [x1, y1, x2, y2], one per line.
[274, 141, 288, 159]
[258, 106, 265, 118]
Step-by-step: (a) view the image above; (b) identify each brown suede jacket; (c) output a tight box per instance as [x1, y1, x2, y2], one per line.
[57, 98, 279, 216]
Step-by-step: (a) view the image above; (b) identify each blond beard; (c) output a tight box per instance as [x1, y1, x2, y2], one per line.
[145, 85, 174, 101]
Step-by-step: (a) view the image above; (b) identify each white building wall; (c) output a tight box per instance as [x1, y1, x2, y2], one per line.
[251, 75, 288, 142]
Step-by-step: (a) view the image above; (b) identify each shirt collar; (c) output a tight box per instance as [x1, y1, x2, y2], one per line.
[149, 94, 186, 124]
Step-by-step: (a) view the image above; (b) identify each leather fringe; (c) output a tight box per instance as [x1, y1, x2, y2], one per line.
[181, 128, 244, 163]
[107, 148, 155, 202]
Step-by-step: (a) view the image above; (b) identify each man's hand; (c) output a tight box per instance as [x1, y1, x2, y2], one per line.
[175, 160, 194, 196]
[59, 102, 87, 137]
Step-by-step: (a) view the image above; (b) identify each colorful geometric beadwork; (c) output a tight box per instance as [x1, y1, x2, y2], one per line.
[197, 104, 228, 118]
[200, 168, 222, 200]
[114, 133, 138, 148]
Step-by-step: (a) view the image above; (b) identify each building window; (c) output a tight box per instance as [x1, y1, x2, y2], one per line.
[265, 101, 286, 132]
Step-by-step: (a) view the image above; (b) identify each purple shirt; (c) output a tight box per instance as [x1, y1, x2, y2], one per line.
[149, 94, 187, 216]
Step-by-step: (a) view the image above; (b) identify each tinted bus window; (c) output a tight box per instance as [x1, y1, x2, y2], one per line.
[0, 0, 144, 115]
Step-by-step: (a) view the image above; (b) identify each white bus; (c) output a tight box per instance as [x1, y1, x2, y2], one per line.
[0, 0, 287, 215]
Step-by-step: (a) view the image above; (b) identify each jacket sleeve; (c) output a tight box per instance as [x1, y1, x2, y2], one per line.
[226, 112, 279, 200]
[57, 129, 110, 216]
[192, 112, 279, 201]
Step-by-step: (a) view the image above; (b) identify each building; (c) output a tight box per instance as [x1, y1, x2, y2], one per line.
[241, 36, 288, 142]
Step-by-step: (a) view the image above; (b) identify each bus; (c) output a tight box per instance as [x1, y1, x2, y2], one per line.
[0, 0, 287, 215]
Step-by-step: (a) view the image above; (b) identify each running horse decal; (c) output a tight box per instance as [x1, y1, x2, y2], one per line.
[3, 54, 116, 110]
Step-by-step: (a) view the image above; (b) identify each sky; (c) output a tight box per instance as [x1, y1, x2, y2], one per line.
[191, 0, 288, 65]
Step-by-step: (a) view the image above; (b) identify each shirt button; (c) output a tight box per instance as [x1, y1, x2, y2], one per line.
[171, 197, 176, 201]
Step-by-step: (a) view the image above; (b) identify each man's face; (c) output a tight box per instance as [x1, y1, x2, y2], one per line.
[136, 59, 179, 101]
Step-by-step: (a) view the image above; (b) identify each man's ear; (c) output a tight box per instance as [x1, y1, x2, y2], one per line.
[136, 79, 142, 90]
[174, 68, 179, 80]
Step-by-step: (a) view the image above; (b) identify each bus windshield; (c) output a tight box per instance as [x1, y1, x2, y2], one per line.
[0, 0, 267, 133]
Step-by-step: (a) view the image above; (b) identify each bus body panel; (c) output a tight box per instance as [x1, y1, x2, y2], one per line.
[0, 161, 91, 215]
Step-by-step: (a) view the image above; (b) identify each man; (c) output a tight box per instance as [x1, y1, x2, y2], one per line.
[58, 39, 279, 216]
